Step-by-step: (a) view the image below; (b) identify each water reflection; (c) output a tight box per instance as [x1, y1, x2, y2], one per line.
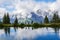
[14, 27, 18, 32]
[4, 27, 10, 36]
[0, 27, 60, 40]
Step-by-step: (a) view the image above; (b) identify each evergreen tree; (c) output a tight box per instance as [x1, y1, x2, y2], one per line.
[14, 17, 18, 24]
[14, 17, 18, 27]
[51, 11, 59, 23]
[6, 13, 10, 24]
[51, 13, 56, 23]
[3, 14, 7, 24]
[3, 13, 10, 24]
[44, 15, 49, 23]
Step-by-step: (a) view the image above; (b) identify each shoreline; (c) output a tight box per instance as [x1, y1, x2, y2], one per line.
[0, 23, 60, 28]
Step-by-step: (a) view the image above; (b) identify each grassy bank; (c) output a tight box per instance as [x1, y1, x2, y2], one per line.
[0, 23, 60, 28]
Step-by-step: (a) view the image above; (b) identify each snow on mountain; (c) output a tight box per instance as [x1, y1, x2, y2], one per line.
[31, 12, 44, 23]
[0, 9, 59, 23]
[10, 9, 55, 23]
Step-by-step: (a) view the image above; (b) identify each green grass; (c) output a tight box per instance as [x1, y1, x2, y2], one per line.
[0, 23, 60, 28]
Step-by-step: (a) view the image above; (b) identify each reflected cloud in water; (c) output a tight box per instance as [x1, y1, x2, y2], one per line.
[0, 27, 60, 40]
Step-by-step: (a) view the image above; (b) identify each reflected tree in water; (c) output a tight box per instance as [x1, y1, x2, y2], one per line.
[14, 27, 18, 32]
[4, 27, 10, 36]
[53, 27, 59, 35]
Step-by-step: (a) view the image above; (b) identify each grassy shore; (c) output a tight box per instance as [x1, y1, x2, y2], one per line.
[0, 23, 60, 28]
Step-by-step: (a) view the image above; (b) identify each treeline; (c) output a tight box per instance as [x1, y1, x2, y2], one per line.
[2, 13, 18, 24]
[1, 11, 60, 24]
[0, 13, 18, 27]
[0, 11, 60, 27]
[44, 11, 60, 23]
[32, 11, 60, 28]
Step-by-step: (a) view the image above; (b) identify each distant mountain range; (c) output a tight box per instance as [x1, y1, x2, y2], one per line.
[31, 12, 44, 23]
[0, 9, 58, 23]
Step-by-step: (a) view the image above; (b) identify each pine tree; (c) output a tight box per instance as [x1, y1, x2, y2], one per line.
[3, 14, 7, 24]
[14, 17, 18, 27]
[56, 14, 60, 23]
[3, 13, 10, 24]
[44, 15, 49, 23]
[6, 13, 10, 24]
[14, 17, 18, 24]
[51, 11, 59, 23]
[52, 13, 57, 23]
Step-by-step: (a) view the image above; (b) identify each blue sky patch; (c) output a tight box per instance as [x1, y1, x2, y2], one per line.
[35, 0, 56, 3]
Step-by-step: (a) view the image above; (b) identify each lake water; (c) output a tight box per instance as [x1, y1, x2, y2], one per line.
[0, 27, 60, 40]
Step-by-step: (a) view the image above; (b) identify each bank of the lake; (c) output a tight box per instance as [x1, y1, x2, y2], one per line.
[0, 23, 60, 28]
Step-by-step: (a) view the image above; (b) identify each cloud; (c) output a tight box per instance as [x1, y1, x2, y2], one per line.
[0, 27, 55, 40]
[15, 27, 55, 40]
[11, 0, 52, 18]
[0, 0, 60, 19]
[0, 8, 7, 18]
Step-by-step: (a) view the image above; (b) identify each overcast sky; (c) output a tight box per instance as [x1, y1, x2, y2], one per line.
[0, 0, 60, 18]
